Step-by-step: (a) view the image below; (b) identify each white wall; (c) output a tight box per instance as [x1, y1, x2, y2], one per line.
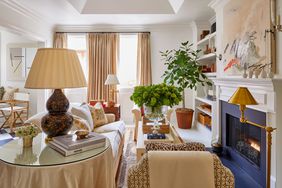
[150, 25, 194, 124]
[0, 29, 45, 116]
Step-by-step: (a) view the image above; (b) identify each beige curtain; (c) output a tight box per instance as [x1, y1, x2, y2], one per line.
[53, 33, 68, 48]
[87, 33, 119, 102]
[137, 32, 152, 86]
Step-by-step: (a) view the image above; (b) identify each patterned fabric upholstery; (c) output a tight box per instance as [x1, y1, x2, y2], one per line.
[145, 142, 206, 152]
[128, 143, 235, 188]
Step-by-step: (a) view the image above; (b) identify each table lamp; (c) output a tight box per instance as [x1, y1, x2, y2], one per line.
[25, 48, 87, 138]
[228, 87, 276, 188]
[104, 74, 120, 107]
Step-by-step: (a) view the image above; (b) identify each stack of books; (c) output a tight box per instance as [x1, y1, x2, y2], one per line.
[49, 132, 106, 156]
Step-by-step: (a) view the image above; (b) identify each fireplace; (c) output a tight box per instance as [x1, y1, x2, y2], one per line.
[221, 101, 266, 187]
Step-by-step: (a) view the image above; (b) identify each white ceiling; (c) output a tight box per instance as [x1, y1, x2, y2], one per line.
[13, 0, 214, 26]
[66, 0, 184, 14]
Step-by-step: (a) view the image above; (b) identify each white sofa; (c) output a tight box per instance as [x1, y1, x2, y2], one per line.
[25, 103, 125, 179]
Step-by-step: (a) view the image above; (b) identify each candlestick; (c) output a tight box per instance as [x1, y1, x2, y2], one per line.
[271, 0, 276, 25]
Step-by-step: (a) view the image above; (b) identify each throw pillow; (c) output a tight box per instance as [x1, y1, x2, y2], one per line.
[0, 87, 4, 100]
[72, 115, 91, 131]
[71, 104, 94, 131]
[2, 87, 19, 100]
[89, 102, 108, 127]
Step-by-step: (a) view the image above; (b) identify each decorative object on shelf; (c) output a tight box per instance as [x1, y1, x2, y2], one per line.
[161, 41, 211, 129]
[15, 123, 40, 147]
[260, 68, 267, 78]
[248, 70, 254, 78]
[222, 0, 275, 76]
[25, 48, 87, 138]
[254, 68, 261, 79]
[228, 87, 277, 188]
[243, 63, 248, 78]
[200, 30, 210, 40]
[271, 0, 282, 32]
[267, 66, 274, 78]
[104, 74, 120, 107]
[130, 83, 181, 134]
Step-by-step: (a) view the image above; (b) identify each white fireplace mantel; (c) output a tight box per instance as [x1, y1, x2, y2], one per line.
[213, 78, 282, 113]
[212, 77, 282, 188]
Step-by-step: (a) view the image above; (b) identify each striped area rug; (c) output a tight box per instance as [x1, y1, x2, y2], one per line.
[117, 127, 137, 188]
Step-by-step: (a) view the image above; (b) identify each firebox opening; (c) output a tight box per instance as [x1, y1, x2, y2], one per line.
[226, 114, 261, 167]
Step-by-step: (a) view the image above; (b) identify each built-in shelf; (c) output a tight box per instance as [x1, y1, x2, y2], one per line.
[197, 32, 217, 46]
[196, 107, 212, 116]
[204, 72, 217, 77]
[197, 53, 216, 63]
[197, 122, 212, 131]
[195, 96, 216, 106]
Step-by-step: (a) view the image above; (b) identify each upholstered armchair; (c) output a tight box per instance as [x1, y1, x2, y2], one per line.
[127, 143, 235, 188]
[132, 105, 174, 141]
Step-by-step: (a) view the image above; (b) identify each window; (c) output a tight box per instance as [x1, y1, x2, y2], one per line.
[118, 34, 138, 89]
[65, 34, 88, 103]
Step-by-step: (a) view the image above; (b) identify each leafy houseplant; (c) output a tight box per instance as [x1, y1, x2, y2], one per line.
[130, 83, 182, 133]
[161, 41, 211, 129]
[130, 83, 182, 109]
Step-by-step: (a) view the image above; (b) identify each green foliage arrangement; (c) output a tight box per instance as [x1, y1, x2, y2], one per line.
[161, 41, 211, 108]
[130, 83, 182, 109]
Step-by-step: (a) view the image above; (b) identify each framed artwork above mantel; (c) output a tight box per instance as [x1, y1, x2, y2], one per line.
[221, 0, 275, 76]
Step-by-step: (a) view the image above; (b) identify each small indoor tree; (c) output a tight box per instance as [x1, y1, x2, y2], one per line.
[161, 41, 211, 129]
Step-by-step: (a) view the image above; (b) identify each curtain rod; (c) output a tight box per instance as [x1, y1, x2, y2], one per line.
[55, 31, 150, 34]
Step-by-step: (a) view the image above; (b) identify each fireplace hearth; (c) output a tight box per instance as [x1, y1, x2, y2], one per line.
[221, 101, 266, 187]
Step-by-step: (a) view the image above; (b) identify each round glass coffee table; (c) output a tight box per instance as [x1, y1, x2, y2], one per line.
[0, 133, 114, 188]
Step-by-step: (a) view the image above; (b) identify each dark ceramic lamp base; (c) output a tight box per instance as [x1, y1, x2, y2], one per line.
[41, 89, 73, 138]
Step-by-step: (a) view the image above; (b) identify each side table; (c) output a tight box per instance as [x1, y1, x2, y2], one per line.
[104, 104, 120, 121]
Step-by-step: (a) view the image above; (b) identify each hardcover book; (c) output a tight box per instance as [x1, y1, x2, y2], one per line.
[49, 141, 106, 157]
[52, 132, 106, 150]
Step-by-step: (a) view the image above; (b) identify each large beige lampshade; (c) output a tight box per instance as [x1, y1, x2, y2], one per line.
[25, 48, 87, 89]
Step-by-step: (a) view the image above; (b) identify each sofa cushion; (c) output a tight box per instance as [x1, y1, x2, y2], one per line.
[89, 103, 108, 127]
[94, 121, 126, 137]
[73, 115, 91, 131]
[71, 104, 94, 130]
[2, 87, 19, 100]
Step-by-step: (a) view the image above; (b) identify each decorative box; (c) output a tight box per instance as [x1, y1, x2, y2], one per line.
[142, 124, 170, 134]
[198, 113, 211, 127]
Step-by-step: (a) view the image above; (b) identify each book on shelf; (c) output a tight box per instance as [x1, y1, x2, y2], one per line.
[52, 132, 106, 150]
[49, 141, 106, 157]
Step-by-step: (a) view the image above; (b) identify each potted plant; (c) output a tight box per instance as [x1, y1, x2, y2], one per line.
[130, 83, 182, 133]
[161, 41, 211, 129]
[15, 123, 40, 147]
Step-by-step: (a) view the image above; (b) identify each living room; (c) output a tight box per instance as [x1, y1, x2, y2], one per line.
[0, 0, 281, 188]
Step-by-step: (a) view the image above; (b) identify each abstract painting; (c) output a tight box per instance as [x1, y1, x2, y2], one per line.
[222, 0, 272, 75]
[7, 48, 26, 81]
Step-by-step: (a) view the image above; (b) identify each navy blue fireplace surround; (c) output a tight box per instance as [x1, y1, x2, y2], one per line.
[221, 101, 266, 188]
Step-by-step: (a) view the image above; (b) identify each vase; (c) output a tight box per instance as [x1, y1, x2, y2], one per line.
[22, 137, 33, 148]
[144, 105, 168, 134]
